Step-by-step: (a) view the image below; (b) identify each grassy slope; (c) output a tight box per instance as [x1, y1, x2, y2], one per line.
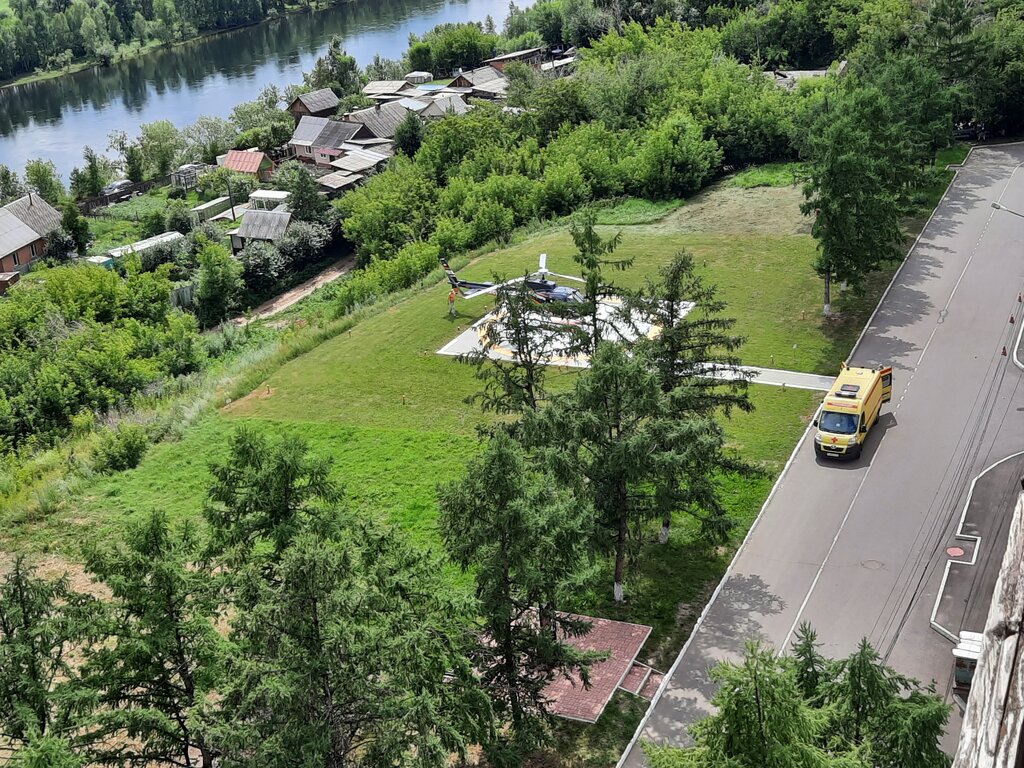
[53, 183, 839, 547]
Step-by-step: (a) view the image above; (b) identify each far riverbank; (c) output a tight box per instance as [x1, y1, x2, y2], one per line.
[0, 0, 525, 180]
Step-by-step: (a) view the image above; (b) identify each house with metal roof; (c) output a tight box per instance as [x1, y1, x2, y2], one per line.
[482, 47, 544, 73]
[289, 116, 374, 166]
[416, 93, 471, 119]
[0, 193, 62, 274]
[362, 80, 415, 99]
[286, 88, 341, 120]
[448, 65, 507, 98]
[344, 101, 420, 139]
[230, 209, 292, 252]
[221, 149, 275, 182]
[328, 148, 390, 175]
[405, 70, 433, 84]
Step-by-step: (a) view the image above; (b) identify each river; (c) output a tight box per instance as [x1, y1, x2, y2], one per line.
[0, 0, 525, 180]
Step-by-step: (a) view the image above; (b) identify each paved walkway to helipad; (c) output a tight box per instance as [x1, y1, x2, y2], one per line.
[436, 314, 834, 391]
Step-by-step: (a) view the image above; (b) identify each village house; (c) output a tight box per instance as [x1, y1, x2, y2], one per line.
[288, 116, 374, 165]
[361, 80, 416, 101]
[404, 70, 433, 84]
[328, 147, 390, 176]
[221, 149, 275, 182]
[415, 93, 471, 119]
[286, 88, 341, 120]
[448, 65, 507, 99]
[482, 47, 544, 73]
[344, 101, 417, 140]
[230, 209, 292, 252]
[0, 193, 63, 277]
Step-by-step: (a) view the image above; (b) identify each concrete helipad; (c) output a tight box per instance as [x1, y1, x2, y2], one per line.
[436, 310, 834, 391]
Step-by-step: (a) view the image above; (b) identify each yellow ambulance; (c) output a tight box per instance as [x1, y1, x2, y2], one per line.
[813, 364, 893, 460]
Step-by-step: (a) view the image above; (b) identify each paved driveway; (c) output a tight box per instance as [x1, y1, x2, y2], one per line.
[621, 143, 1024, 765]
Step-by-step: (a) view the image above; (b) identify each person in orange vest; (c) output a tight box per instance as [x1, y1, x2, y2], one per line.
[448, 287, 458, 316]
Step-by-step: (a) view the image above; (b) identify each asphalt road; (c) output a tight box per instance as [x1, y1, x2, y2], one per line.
[620, 142, 1024, 765]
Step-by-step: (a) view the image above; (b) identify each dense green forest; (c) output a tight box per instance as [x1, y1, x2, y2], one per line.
[0, 0, 298, 82]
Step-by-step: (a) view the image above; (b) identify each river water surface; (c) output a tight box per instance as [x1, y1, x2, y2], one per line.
[0, 0, 523, 179]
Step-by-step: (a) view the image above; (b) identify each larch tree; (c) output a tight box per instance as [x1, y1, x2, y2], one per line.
[82, 510, 223, 768]
[438, 432, 598, 764]
[647, 632, 951, 767]
[461, 277, 564, 418]
[568, 211, 631, 357]
[0, 558, 94, 759]
[203, 425, 343, 568]
[627, 251, 754, 544]
[208, 529, 493, 768]
[528, 343, 691, 603]
[800, 87, 903, 317]
[647, 641, 831, 768]
[9, 736, 85, 768]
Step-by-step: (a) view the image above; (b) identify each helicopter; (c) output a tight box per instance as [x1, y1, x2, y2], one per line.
[440, 253, 586, 305]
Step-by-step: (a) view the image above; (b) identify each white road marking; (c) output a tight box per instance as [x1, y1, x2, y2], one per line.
[780, 458, 875, 651]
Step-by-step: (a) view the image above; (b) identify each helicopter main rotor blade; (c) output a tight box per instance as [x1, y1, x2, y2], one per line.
[547, 272, 587, 284]
[462, 276, 527, 298]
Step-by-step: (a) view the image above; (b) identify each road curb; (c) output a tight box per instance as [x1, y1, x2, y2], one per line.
[615, 147, 978, 768]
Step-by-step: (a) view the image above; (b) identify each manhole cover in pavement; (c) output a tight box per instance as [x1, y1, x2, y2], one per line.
[947, 546, 965, 558]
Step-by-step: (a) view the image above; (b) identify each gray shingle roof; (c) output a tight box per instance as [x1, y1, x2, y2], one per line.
[295, 88, 340, 114]
[344, 101, 413, 139]
[466, 66, 505, 86]
[4, 194, 61, 238]
[0, 208, 42, 256]
[238, 209, 292, 242]
[314, 120, 366, 150]
[292, 116, 330, 146]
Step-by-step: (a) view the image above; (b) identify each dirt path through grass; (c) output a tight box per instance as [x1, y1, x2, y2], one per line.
[235, 256, 356, 326]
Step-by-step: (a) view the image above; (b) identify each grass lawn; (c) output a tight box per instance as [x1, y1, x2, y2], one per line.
[729, 161, 805, 189]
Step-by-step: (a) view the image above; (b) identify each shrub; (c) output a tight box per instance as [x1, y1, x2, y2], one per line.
[333, 241, 440, 316]
[165, 200, 194, 235]
[239, 241, 288, 294]
[277, 220, 330, 267]
[628, 111, 723, 199]
[93, 423, 150, 473]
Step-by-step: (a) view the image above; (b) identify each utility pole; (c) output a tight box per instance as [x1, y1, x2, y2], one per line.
[225, 173, 236, 221]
